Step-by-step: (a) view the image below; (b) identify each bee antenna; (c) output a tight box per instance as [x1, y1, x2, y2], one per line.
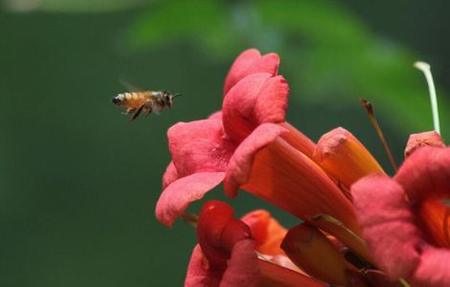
[173, 93, 182, 98]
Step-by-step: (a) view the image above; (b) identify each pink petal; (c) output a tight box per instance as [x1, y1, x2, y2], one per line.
[185, 241, 260, 287]
[404, 131, 445, 158]
[155, 172, 225, 227]
[168, 119, 235, 178]
[224, 49, 279, 94]
[351, 174, 422, 279]
[222, 73, 271, 142]
[412, 246, 450, 287]
[254, 75, 289, 125]
[220, 239, 260, 287]
[162, 161, 178, 189]
[208, 111, 222, 120]
[224, 123, 287, 198]
[395, 147, 450, 202]
[222, 73, 288, 143]
[185, 244, 221, 287]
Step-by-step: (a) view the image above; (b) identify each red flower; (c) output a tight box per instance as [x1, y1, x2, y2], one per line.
[184, 200, 326, 287]
[241, 209, 287, 256]
[156, 49, 286, 226]
[313, 127, 385, 190]
[404, 131, 445, 158]
[281, 223, 350, 285]
[185, 200, 258, 287]
[155, 49, 359, 249]
[351, 146, 450, 286]
[223, 49, 280, 95]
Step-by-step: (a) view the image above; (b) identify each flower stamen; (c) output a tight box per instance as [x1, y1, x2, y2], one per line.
[360, 99, 398, 172]
[414, 61, 441, 135]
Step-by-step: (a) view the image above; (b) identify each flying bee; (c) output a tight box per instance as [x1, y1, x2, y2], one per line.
[112, 90, 180, 121]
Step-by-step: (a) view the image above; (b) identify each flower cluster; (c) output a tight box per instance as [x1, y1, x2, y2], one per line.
[155, 49, 450, 286]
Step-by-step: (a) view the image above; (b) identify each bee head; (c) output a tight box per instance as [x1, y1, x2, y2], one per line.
[162, 91, 181, 108]
[112, 94, 125, 105]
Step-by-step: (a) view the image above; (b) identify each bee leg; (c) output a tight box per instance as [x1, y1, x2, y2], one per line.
[123, 108, 135, 116]
[144, 106, 153, 117]
[130, 105, 144, 121]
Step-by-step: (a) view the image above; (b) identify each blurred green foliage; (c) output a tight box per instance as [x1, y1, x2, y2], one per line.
[127, 0, 449, 137]
[3, 0, 144, 12]
[1, 0, 448, 286]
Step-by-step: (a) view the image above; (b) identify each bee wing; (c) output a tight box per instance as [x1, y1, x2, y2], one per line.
[119, 78, 144, 92]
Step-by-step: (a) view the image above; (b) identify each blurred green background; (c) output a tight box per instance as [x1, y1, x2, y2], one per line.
[1, 0, 449, 286]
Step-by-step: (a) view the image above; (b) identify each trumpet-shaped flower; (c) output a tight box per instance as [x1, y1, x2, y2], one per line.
[313, 127, 385, 190]
[156, 49, 357, 231]
[185, 200, 326, 287]
[352, 146, 450, 287]
[153, 48, 450, 286]
[185, 200, 259, 287]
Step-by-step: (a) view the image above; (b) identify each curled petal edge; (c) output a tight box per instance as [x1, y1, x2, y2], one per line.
[224, 123, 287, 198]
[224, 48, 280, 94]
[155, 172, 225, 227]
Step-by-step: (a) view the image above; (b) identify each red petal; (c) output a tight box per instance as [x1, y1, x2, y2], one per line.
[168, 119, 235, 178]
[404, 131, 445, 158]
[197, 201, 234, 246]
[185, 245, 221, 287]
[352, 174, 422, 279]
[222, 73, 272, 142]
[254, 75, 289, 125]
[185, 241, 260, 287]
[412, 246, 450, 287]
[241, 210, 287, 256]
[395, 147, 450, 202]
[222, 74, 288, 143]
[197, 201, 235, 269]
[224, 123, 287, 197]
[221, 219, 252, 252]
[219, 240, 260, 287]
[224, 49, 279, 94]
[155, 172, 225, 227]
[417, 198, 450, 247]
[197, 201, 252, 269]
[162, 161, 178, 189]
[209, 111, 222, 120]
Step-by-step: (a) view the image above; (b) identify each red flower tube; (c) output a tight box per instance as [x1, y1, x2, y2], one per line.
[156, 49, 355, 235]
[184, 201, 326, 287]
[352, 146, 450, 287]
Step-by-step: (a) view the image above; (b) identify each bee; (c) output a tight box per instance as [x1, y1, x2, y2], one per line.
[112, 90, 180, 121]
